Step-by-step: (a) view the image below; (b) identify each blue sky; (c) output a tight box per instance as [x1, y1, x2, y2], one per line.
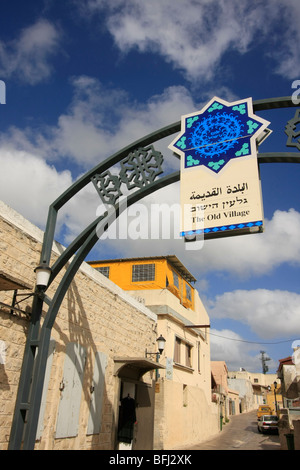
[1, 0, 300, 373]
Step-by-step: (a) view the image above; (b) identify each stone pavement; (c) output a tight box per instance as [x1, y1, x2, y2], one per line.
[178, 410, 281, 450]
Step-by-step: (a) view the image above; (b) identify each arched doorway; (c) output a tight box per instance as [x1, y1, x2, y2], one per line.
[114, 358, 165, 450]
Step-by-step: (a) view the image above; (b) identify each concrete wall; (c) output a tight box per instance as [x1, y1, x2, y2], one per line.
[144, 294, 216, 448]
[228, 370, 279, 387]
[128, 280, 216, 448]
[0, 201, 158, 450]
[227, 377, 255, 412]
[153, 378, 219, 449]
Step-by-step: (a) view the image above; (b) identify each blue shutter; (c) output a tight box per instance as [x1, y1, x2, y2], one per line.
[55, 343, 87, 438]
[87, 351, 108, 435]
[37, 339, 56, 439]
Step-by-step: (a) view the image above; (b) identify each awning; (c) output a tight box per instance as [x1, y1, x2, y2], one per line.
[114, 357, 165, 380]
[0, 271, 32, 291]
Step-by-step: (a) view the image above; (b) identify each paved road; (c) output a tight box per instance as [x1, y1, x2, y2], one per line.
[181, 410, 280, 450]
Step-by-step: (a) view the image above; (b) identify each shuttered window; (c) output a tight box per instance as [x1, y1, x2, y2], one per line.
[56, 343, 87, 438]
[37, 339, 56, 439]
[87, 351, 108, 435]
[174, 337, 181, 363]
[174, 337, 193, 369]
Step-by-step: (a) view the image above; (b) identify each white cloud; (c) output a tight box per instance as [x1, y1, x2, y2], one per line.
[82, 0, 300, 80]
[0, 76, 299, 276]
[1, 78, 200, 169]
[0, 19, 61, 84]
[0, 74, 238, 173]
[0, 146, 110, 245]
[207, 289, 300, 339]
[269, 0, 300, 79]
[54, 79, 198, 167]
[182, 209, 300, 279]
[91, 203, 300, 281]
[0, 148, 72, 229]
[210, 328, 264, 372]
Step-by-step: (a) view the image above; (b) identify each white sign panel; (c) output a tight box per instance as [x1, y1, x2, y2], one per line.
[169, 97, 271, 239]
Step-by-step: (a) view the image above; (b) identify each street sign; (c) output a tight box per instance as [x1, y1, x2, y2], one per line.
[169, 96, 271, 240]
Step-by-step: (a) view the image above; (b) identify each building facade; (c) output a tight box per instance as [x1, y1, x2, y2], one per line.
[211, 361, 240, 424]
[0, 201, 220, 450]
[228, 369, 281, 413]
[89, 256, 219, 449]
[0, 201, 162, 450]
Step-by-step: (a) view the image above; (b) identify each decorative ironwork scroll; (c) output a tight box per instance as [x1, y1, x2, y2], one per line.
[91, 145, 164, 205]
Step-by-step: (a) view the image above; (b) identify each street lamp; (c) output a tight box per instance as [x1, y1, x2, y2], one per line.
[156, 334, 166, 355]
[274, 381, 278, 414]
[145, 334, 166, 360]
[145, 335, 166, 380]
[34, 263, 52, 291]
[145, 335, 166, 379]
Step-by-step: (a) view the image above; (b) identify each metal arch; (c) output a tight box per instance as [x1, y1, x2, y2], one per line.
[46, 97, 300, 286]
[9, 171, 180, 450]
[8, 96, 300, 450]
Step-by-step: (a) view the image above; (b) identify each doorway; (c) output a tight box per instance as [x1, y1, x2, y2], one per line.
[117, 380, 155, 450]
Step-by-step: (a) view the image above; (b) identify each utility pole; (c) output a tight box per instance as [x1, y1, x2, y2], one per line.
[260, 350, 271, 374]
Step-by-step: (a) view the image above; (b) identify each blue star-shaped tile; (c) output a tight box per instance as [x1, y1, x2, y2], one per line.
[169, 97, 270, 173]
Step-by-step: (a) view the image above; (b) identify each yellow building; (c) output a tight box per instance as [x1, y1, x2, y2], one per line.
[266, 383, 283, 415]
[88, 255, 219, 449]
[89, 255, 193, 305]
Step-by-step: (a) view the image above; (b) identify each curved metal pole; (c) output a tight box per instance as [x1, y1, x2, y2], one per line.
[21, 171, 180, 449]
[48, 151, 300, 286]
[258, 152, 300, 164]
[8, 96, 299, 450]
[40, 96, 298, 267]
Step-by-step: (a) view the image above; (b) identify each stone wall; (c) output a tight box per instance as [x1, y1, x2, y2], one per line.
[154, 378, 219, 449]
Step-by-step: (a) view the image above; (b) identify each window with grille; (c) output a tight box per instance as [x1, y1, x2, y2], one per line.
[132, 263, 155, 282]
[186, 283, 192, 301]
[172, 270, 179, 288]
[96, 266, 110, 278]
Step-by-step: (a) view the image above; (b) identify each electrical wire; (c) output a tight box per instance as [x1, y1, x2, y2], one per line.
[208, 331, 299, 345]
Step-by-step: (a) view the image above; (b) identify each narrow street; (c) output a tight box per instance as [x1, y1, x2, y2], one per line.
[181, 410, 280, 450]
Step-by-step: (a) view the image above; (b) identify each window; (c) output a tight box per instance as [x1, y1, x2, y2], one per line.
[174, 337, 181, 363]
[96, 266, 110, 278]
[56, 343, 87, 438]
[185, 283, 192, 301]
[172, 270, 179, 288]
[185, 344, 192, 368]
[183, 384, 188, 407]
[174, 337, 193, 369]
[132, 263, 155, 282]
[197, 342, 201, 373]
